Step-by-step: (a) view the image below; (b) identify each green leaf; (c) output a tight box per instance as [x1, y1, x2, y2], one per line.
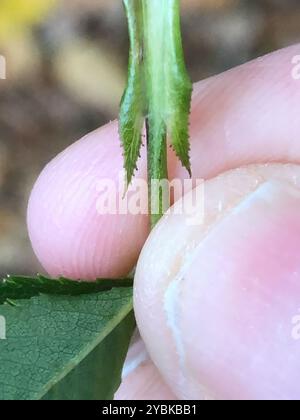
[0, 274, 133, 305]
[164, 0, 193, 175]
[120, 0, 192, 226]
[119, 0, 145, 187]
[142, 0, 192, 174]
[0, 288, 134, 400]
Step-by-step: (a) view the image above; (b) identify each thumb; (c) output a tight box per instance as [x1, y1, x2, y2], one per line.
[134, 163, 300, 400]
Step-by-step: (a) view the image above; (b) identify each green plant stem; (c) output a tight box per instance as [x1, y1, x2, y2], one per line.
[120, 0, 192, 229]
[146, 118, 168, 228]
[142, 0, 170, 227]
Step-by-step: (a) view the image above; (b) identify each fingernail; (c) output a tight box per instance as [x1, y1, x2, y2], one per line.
[179, 180, 300, 399]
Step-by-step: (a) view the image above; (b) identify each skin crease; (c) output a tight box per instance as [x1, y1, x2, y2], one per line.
[134, 165, 300, 400]
[27, 45, 300, 400]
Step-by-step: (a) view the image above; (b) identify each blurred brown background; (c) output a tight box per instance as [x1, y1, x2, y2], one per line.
[0, 0, 299, 276]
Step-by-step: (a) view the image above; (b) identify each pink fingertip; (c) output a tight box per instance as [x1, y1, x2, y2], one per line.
[27, 123, 149, 280]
